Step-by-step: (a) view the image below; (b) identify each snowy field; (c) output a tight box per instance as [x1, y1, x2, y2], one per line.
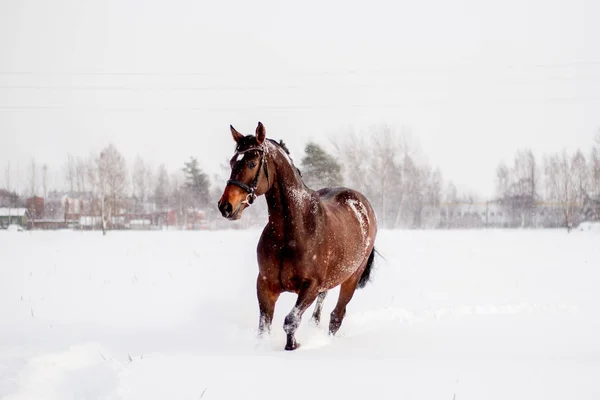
[1, 228, 599, 400]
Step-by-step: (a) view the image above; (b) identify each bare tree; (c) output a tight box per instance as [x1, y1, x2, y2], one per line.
[42, 164, 48, 200]
[75, 157, 87, 193]
[332, 128, 372, 199]
[544, 150, 579, 231]
[371, 127, 403, 228]
[591, 130, 600, 200]
[170, 171, 184, 227]
[394, 152, 423, 228]
[65, 154, 76, 194]
[495, 149, 539, 227]
[4, 162, 12, 225]
[334, 125, 422, 228]
[154, 164, 170, 213]
[495, 162, 510, 198]
[333, 124, 439, 229]
[571, 150, 589, 206]
[97, 144, 127, 235]
[590, 146, 600, 199]
[388, 129, 431, 229]
[26, 158, 38, 228]
[145, 163, 154, 210]
[425, 167, 443, 208]
[511, 149, 537, 198]
[442, 181, 460, 228]
[132, 156, 148, 212]
[86, 154, 99, 222]
[28, 158, 37, 197]
[4, 162, 10, 192]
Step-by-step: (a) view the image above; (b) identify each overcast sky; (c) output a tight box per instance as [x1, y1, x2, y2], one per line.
[1, 0, 599, 197]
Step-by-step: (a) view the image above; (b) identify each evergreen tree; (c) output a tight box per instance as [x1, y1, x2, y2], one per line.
[182, 157, 210, 208]
[300, 142, 343, 189]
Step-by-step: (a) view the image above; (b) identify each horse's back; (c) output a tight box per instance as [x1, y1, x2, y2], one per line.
[316, 186, 377, 236]
[316, 186, 374, 211]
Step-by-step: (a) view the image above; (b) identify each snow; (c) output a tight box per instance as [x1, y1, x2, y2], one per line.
[1, 228, 599, 399]
[577, 221, 600, 232]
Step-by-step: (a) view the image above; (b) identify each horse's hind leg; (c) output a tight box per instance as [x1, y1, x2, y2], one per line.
[310, 291, 327, 325]
[329, 277, 360, 336]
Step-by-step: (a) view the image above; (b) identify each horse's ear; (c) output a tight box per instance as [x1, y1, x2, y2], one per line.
[255, 122, 266, 144]
[230, 125, 244, 143]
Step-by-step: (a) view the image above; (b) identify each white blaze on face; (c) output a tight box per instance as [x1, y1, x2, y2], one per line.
[235, 153, 245, 162]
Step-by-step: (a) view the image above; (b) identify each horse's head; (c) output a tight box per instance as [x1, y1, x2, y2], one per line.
[217, 122, 271, 220]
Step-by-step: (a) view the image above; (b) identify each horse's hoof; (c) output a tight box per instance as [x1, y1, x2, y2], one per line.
[285, 335, 299, 351]
[285, 342, 300, 351]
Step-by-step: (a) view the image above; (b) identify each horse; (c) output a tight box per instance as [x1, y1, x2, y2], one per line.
[217, 122, 378, 351]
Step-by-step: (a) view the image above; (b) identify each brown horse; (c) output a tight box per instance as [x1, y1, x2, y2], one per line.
[217, 122, 378, 350]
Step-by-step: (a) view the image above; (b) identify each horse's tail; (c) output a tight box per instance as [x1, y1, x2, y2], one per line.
[357, 247, 376, 289]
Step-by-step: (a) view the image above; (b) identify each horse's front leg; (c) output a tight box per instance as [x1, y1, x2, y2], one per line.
[257, 275, 280, 337]
[284, 280, 320, 350]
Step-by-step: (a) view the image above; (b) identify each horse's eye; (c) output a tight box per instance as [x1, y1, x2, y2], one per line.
[248, 161, 257, 169]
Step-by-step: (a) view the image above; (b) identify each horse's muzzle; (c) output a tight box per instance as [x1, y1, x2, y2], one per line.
[217, 200, 233, 219]
[218, 199, 245, 220]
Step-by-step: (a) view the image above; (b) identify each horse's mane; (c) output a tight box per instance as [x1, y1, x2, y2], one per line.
[268, 138, 302, 177]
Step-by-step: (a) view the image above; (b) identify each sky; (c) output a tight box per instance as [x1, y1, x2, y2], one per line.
[1, 0, 599, 198]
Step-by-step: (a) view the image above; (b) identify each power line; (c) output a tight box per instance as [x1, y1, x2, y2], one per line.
[1, 74, 600, 92]
[1, 95, 600, 112]
[2, 61, 600, 77]
[0, 84, 308, 91]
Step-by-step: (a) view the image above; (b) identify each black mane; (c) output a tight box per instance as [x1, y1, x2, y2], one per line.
[268, 138, 302, 177]
[267, 138, 290, 155]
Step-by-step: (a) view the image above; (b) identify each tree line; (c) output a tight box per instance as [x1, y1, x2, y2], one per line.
[2, 126, 599, 231]
[495, 132, 600, 230]
[1, 145, 214, 233]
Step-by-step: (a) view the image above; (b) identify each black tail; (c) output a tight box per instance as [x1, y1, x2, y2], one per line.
[357, 247, 376, 289]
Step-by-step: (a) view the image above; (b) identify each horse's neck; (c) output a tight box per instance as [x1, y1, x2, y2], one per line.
[264, 155, 314, 239]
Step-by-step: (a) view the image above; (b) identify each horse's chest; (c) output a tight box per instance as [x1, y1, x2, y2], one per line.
[279, 262, 303, 292]
[279, 250, 318, 292]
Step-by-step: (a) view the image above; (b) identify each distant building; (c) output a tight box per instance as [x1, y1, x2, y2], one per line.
[421, 197, 567, 229]
[422, 201, 510, 229]
[25, 196, 45, 220]
[0, 207, 28, 228]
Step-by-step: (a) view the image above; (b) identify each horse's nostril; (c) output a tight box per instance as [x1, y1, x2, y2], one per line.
[219, 200, 233, 217]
